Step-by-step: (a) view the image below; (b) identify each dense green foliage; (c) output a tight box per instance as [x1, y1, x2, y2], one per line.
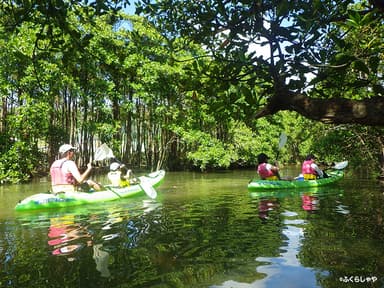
[136, 0, 384, 170]
[0, 1, 383, 183]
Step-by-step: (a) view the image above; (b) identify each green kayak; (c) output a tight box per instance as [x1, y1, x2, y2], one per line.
[247, 170, 344, 191]
[249, 186, 344, 200]
[15, 170, 165, 211]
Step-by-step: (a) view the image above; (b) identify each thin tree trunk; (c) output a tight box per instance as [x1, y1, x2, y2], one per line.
[123, 92, 132, 165]
[378, 136, 384, 180]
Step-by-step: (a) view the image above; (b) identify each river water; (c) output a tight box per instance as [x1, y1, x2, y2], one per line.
[0, 168, 383, 288]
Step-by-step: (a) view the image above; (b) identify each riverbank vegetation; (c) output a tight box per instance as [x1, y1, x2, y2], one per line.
[0, 1, 383, 183]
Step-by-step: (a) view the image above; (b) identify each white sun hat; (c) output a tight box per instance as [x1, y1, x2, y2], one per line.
[59, 144, 77, 154]
[109, 162, 121, 171]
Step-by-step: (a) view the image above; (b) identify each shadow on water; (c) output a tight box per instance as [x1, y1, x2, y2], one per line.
[1, 169, 384, 287]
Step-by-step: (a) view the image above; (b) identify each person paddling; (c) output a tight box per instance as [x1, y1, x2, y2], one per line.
[50, 144, 101, 194]
[301, 154, 327, 180]
[257, 153, 281, 180]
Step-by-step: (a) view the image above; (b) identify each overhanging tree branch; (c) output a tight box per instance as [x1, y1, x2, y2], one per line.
[255, 91, 384, 126]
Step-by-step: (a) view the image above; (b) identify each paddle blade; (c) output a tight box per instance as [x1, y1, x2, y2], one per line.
[94, 144, 115, 161]
[106, 146, 115, 159]
[333, 161, 348, 170]
[140, 179, 157, 199]
[278, 132, 287, 149]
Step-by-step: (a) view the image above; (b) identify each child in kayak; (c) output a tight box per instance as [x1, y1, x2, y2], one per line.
[108, 162, 132, 187]
[257, 153, 281, 180]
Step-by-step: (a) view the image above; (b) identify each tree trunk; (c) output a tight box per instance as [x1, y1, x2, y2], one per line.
[379, 147, 384, 180]
[122, 85, 133, 165]
[378, 137, 384, 180]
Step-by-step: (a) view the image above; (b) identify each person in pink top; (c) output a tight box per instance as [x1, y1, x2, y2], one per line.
[257, 153, 280, 180]
[301, 154, 326, 180]
[50, 144, 101, 194]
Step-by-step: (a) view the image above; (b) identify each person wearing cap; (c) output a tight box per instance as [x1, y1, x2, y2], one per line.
[301, 154, 326, 180]
[257, 153, 281, 180]
[107, 162, 132, 187]
[50, 144, 101, 194]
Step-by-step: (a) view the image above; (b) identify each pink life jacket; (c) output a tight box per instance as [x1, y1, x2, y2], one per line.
[257, 163, 276, 179]
[302, 159, 316, 175]
[50, 159, 76, 185]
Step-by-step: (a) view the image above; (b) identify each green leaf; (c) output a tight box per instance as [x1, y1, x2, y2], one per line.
[352, 59, 369, 74]
[334, 53, 356, 65]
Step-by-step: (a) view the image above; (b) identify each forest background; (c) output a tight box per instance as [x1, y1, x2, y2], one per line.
[0, 0, 383, 183]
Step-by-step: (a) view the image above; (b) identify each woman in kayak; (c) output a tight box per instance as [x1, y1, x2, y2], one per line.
[301, 154, 326, 180]
[257, 153, 281, 180]
[50, 144, 101, 194]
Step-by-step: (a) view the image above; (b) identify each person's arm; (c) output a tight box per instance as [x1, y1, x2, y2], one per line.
[267, 163, 281, 179]
[67, 161, 92, 184]
[311, 163, 324, 178]
[266, 163, 279, 173]
[123, 169, 132, 179]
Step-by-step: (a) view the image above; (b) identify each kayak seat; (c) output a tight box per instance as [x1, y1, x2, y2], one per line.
[303, 174, 317, 180]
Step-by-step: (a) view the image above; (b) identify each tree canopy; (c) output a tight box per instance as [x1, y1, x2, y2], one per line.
[0, 0, 383, 183]
[136, 0, 384, 126]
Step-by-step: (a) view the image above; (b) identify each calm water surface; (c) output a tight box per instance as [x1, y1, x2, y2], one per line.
[0, 168, 384, 288]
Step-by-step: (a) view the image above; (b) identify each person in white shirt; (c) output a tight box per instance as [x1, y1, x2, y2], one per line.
[50, 144, 101, 193]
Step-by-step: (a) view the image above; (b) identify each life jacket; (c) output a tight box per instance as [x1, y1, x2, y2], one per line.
[302, 160, 316, 175]
[108, 171, 121, 187]
[257, 163, 276, 180]
[108, 171, 130, 187]
[50, 159, 76, 185]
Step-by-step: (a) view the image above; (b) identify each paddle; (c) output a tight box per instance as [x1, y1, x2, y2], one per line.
[275, 132, 288, 180]
[93, 144, 122, 198]
[97, 144, 157, 199]
[330, 161, 348, 170]
[276, 132, 287, 161]
[94, 144, 114, 162]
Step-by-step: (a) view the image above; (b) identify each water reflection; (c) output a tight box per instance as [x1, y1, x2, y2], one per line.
[258, 197, 280, 222]
[216, 187, 346, 288]
[254, 213, 323, 288]
[93, 244, 111, 277]
[2, 171, 384, 288]
[42, 198, 161, 279]
[301, 193, 320, 213]
[48, 215, 91, 259]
